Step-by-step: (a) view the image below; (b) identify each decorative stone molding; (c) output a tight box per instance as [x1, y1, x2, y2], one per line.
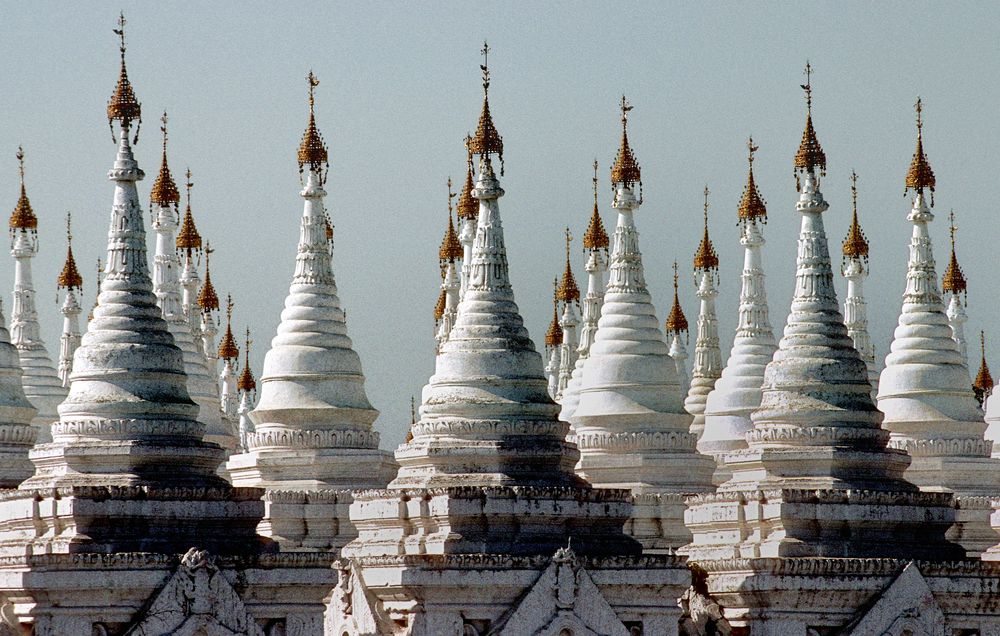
[51, 418, 205, 439]
[246, 428, 380, 451]
[411, 418, 566, 438]
[748, 425, 890, 445]
[574, 430, 698, 452]
[889, 436, 992, 457]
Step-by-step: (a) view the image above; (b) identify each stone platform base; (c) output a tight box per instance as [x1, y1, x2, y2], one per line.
[0, 486, 271, 556]
[259, 489, 357, 552]
[344, 486, 642, 558]
[0, 550, 334, 635]
[328, 550, 688, 636]
[627, 492, 691, 553]
[683, 488, 964, 561]
[227, 445, 397, 491]
[689, 557, 1000, 635]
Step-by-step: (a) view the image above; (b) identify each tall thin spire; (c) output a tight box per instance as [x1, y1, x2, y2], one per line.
[905, 97, 936, 205]
[544, 278, 563, 399]
[559, 160, 610, 422]
[974, 331, 993, 409]
[235, 326, 256, 454]
[841, 171, 879, 397]
[435, 177, 462, 350]
[466, 41, 504, 175]
[106, 12, 141, 143]
[685, 186, 724, 436]
[457, 142, 478, 299]
[610, 96, 641, 191]
[219, 295, 239, 421]
[298, 70, 329, 182]
[150, 112, 179, 209]
[700, 138, 776, 484]
[176, 168, 204, 351]
[56, 212, 83, 387]
[666, 260, 690, 398]
[556, 228, 580, 399]
[943, 210, 970, 362]
[8, 146, 66, 443]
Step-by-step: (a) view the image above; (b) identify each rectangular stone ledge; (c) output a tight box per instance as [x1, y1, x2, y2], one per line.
[6, 484, 267, 502]
[259, 489, 355, 551]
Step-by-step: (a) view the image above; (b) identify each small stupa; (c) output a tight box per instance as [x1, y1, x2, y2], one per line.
[876, 99, 1000, 557]
[684, 186, 723, 437]
[56, 212, 84, 387]
[841, 170, 879, 396]
[543, 278, 563, 399]
[666, 261, 690, 398]
[698, 137, 777, 484]
[8, 147, 67, 443]
[434, 178, 462, 351]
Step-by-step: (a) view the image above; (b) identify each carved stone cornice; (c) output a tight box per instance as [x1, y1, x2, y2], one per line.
[246, 428, 380, 450]
[574, 430, 698, 452]
[889, 436, 992, 458]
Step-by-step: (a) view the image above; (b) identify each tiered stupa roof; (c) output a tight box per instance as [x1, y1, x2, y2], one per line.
[974, 331, 993, 408]
[56, 213, 84, 387]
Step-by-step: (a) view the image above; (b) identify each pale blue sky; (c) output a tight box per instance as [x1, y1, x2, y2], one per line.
[1, 3, 998, 448]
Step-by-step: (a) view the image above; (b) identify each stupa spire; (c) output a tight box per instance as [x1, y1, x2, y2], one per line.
[21, 19, 230, 491]
[559, 160, 609, 422]
[457, 145, 477, 299]
[841, 171, 879, 396]
[792, 61, 826, 180]
[218, 295, 239, 421]
[666, 261, 690, 397]
[435, 178, 462, 351]
[150, 118, 232, 459]
[974, 331, 993, 409]
[943, 210, 970, 361]
[877, 101, 1000, 556]
[699, 137, 777, 483]
[544, 278, 563, 399]
[106, 12, 141, 143]
[8, 146, 66, 443]
[684, 186, 723, 436]
[56, 212, 83, 387]
[176, 169, 203, 351]
[556, 228, 580, 400]
[571, 99, 714, 551]
[198, 242, 220, 374]
[227, 70, 394, 505]
[686, 75, 961, 562]
[347, 50, 636, 561]
[236, 327, 256, 453]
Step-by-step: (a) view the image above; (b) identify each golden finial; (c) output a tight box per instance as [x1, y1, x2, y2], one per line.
[842, 170, 870, 264]
[176, 168, 203, 256]
[198, 242, 219, 312]
[665, 261, 689, 335]
[9, 146, 37, 232]
[905, 97, 936, 205]
[941, 209, 967, 297]
[693, 185, 719, 273]
[57, 212, 84, 292]
[974, 330, 994, 407]
[456, 143, 478, 221]
[107, 12, 141, 142]
[88, 258, 103, 322]
[556, 228, 580, 303]
[610, 96, 642, 189]
[237, 327, 257, 395]
[467, 42, 504, 174]
[439, 178, 463, 263]
[218, 294, 240, 361]
[297, 70, 329, 180]
[432, 287, 446, 324]
[150, 111, 180, 208]
[544, 278, 563, 347]
[794, 62, 826, 178]
[583, 159, 609, 250]
[738, 137, 768, 224]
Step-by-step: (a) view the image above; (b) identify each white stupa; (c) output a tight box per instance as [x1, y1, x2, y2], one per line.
[841, 171, 879, 397]
[218, 298, 240, 422]
[942, 210, 970, 363]
[876, 100, 1000, 557]
[434, 180, 462, 352]
[226, 72, 396, 550]
[973, 332, 993, 412]
[0, 292, 37, 488]
[56, 213, 83, 387]
[686, 76, 961, 562]
[666, 261, 690, 398]
[698, 138, 777, 484]
[15, 26, 264, 554]
[8, 147, 67, 444]
[558, 162, 609, 423]
[456, 155, 478, 299]
[556, 229, 580, 400]
[684, 187, 723, 437]
[570, 97, 714, 551]
[149, 120, 235, 461]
